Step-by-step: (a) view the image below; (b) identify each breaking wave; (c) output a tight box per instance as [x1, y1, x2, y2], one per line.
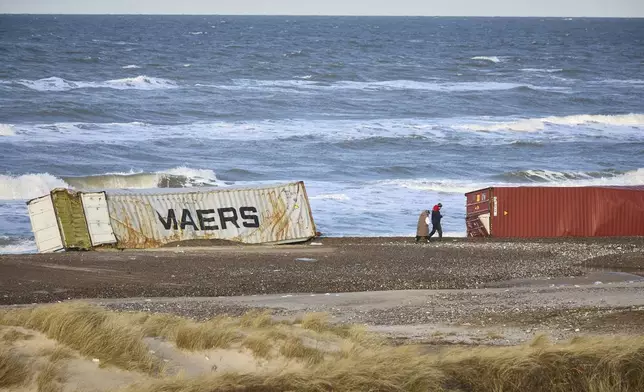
[493, 168, 644, 187]
[0, 124, 15, 136]
[122, 64, 142, 69]
[15, 75, 177, 91]
[0, 167, 220, 200]
[0, 173, 68, 200]
[461, 113, 644, 132]
[494, 169, 624, 183]
[379, 168, 644, 195]
[471, 56, 501, 63]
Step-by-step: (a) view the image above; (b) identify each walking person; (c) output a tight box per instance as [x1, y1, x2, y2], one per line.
[429, 203, 443, 241]
[415, 209, 430, 242]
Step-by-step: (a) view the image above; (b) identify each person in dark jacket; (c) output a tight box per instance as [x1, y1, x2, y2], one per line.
[429, 203, 443, 241]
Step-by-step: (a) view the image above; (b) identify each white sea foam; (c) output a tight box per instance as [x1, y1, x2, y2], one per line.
[0, 124, 15, 136]
[335, 80, 527, 92]
[309, 193, 350, 201]
[102, 76, 177, 90]
[521, 68, 563, 73]
[16, 75, 177, 91]
[122, 64, 142, 69]
[461, 113, 644, 132]
[471, 56, 501, 63]
[593, 79, 644, 87]
[377, 179, 493, 195]
[0, 237, 37, 254]
[10, 114, 642, 146]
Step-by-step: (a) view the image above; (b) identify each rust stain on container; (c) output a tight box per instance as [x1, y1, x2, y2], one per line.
[465, 186, 644, 238]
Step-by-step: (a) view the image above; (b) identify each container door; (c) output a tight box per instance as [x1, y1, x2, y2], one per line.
[81, 192, 117, 246]
[27, 194, 64, 253]
[466, 188, 492, 237]
[51, 189, 92, 250]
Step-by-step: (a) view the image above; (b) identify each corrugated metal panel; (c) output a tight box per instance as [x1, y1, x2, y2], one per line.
[105, 181, 317, 248]
[81, 192, 117, 246]
[27, 194, 64, 253]
[51, 189, 92, 250]
[593, 187, 644, 236]
[480, 186, 644, 238]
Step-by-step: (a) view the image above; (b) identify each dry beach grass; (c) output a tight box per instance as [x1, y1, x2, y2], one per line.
[0, 303, 642, 392]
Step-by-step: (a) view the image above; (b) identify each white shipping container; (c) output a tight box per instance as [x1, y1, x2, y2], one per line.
[105, 181, 316, 248]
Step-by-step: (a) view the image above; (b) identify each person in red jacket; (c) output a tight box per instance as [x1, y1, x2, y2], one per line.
[429, 203, 443, 241]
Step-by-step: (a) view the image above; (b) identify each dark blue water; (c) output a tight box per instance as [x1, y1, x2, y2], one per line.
[1, 16, 643, 252]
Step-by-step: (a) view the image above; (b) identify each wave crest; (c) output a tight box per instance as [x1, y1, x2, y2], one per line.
[495, 169, 621, 183]
[0, 124, 15, 136]
[215, 79, 562, 93]
[16, 75, 177, 91]
[461, 113, 644, 132]
[471, 56, 501, 63]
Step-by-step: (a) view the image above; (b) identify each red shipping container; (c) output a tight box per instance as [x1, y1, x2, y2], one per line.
[465, 186, 644, 238]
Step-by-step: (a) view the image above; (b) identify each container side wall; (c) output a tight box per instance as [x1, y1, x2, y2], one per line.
[105, 182, 316, 248]
[490, 187, 644, 237]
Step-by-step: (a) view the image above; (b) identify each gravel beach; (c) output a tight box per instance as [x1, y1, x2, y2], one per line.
[2, 237, 643, 344]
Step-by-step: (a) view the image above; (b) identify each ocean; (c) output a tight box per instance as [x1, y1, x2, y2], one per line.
[1, 15, 643, 253]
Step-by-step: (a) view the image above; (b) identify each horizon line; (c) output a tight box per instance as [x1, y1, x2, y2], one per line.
[1, 13, 643, 18]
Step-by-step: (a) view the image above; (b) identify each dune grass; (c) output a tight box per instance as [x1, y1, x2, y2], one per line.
[36, 361, 64, 392]
[1, 328, 34, 343]
[279, 336, 325, 364]
[239, 309, 274, 329]
[174, 323, 240, 351]
[120, 334, 644, 392]
[0, 346, 30, 388]
[437, 334, 644, 392]
[42, 346, 75, 363]
[241, 334, 274, 359]
[2, 303, 644, 392]
[0, 303, 158, 373]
